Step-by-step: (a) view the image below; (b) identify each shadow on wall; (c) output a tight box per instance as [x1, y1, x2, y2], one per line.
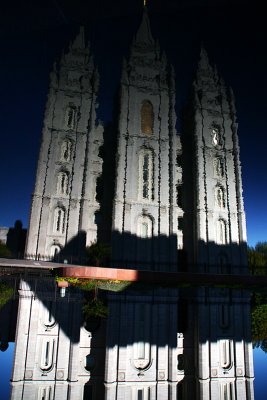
[25, 227, 248, 276]
[1, 227, 251, 398]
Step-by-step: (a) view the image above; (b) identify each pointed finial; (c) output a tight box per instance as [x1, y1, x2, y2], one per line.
[198, 45, 213, 76]
[134, 6, 154, 46]
[71, 26, 85, 50]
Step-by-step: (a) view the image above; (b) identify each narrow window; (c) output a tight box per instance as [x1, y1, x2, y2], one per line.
[45, 342, 50, 367]
[54, 207, 66, 234]
[217, 219, 227, 245]
[38, 387, 51, 400]
[40, 339, 54, 371]
[65, 105, 76, 129]
[215, 186, 225, 209]
[220, 339, 231, 369]
[57, 172, 69, 195]
[141, 100, 153, 135]
[61, 140, 72, 162]
[139, 150, 154, 201]
[137, 307, 145, 359]
[143, 154, 149, 198]
[137, 389, 143, 400]
[141, 222, 148, 238]
[219, 304, 229, 329]
[214, 157, 224, 178]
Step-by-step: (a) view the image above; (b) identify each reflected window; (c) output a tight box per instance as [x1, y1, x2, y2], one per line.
[141, 100, 153, 135]
[137, 389, 144, 400]
[219, 339, 231, 369]
[38, 387, 51, 400]
[219, 304, 230, 329]
[40, 339, 54, 371]
[220, 382, 234, 400]
[42, 300, 56, 328]
[137, 307, 145, 359]
[133, 304, 150, 370]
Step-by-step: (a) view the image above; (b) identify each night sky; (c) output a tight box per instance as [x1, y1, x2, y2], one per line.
[0, 0, 266, 247]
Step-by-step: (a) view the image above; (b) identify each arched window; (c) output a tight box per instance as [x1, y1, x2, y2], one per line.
[216, 219, 227, 245]
[215, 186, 225, 208]
[139, 149, 154, 201]
[133, 304, 150, 370]
[50, 244, 61, 258]
[38, 387, 51, 400]
[53, 207, 66, 234]
[219, 339, 232, 369]
[219, 304, 230, 329]
[57, 172, 69, 195]
[141, 100, 153, 135]
[60, 139, 72, 162]
[65, 104, 76, 129]
[220, 383, 234, 400]
[40, 339, 54, 371]
[138, 215, 153, 238]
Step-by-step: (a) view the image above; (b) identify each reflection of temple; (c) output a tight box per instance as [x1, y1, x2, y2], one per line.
[7, 277, 254, 399]
[8, 5, 254, 400]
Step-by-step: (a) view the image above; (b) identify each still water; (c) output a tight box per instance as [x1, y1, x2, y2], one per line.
[0, 270, 265, 399]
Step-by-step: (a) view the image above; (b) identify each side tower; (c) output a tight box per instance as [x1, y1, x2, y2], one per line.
[25, 28, 103, 261]
[112, 9, 183, 271]
[182, 48, 247, 272]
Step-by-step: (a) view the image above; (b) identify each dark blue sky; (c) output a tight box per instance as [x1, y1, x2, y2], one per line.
[0, 0, 266, 247]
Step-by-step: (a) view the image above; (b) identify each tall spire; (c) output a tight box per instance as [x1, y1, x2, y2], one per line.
[198, 46, 213, 76]
[134, 7, 154, 46]
[71, 26, 86, 50]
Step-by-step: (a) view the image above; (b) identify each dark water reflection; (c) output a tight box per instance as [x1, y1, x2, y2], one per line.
[0, 269, 264, 400]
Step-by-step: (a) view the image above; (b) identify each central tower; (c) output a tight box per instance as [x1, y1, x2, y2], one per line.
[112, 9, 183, 271]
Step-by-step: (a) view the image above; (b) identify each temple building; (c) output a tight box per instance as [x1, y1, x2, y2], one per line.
[8, 7, 253, 400]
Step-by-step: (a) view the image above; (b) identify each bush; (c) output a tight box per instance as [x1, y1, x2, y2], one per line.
[83, 298, 108, 319]
[0, 241, 12, 258]
[0, 283, 14, 308]
[85, 242, 110, 266]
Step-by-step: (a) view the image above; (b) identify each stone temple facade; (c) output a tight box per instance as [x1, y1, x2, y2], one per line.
[10, 8, 254, 400]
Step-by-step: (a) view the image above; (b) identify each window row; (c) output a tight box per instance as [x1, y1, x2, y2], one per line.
[64, 99, 154, 135]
